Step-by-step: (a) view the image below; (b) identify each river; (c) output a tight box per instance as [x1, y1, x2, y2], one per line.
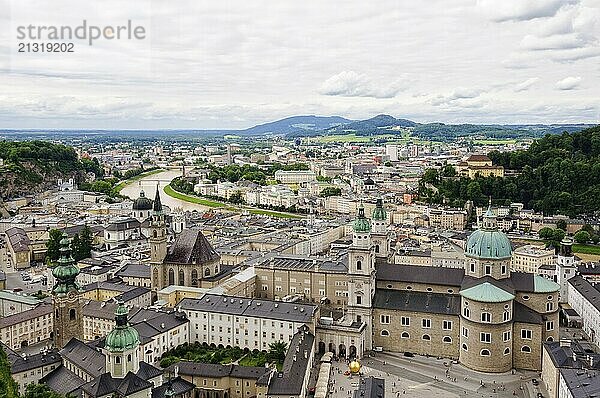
[120, 169, 212, 212]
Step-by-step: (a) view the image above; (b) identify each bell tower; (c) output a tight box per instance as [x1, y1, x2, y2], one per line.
[371, 198, 390, 259]
[557, 237, 576, 303]
[104, 301, 140, 377]
[150, 187, 168, 290]
[52, 234, 83, 348]
[347, 203, 376, 353]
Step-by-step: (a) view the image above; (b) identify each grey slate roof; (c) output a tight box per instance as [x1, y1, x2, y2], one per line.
[60, 338, 106, 379]
[106, 218, 141, 231]
[376, 263, 465, 287]
[178, 294, 317, 323]
[267, 325, 314, 396]
[373, 289, 461, 316]
[40, 365, 86, 396]
[151, 377, 195, 398]
[569, 276, 600, 313]
[167, 361, 270, 380]
[353, 377, 385, 398]
[80, 371, 153, 398]
[0, 303, 52, 329]
[513, 301, 543, 325]
[136, 361, 163, 380]
[559, 367, 600, 398]
[4, 346, 61, 374]
[164, 228, 220, 265]
[116, 263, 151, 279]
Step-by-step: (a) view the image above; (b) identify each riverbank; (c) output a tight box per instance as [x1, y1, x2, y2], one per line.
[163, 184, 302, 219]
[115, 169, 165, 194]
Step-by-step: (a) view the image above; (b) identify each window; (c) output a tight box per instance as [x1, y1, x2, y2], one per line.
[481, 312, 491, 323]
[381, 330, 390, 336]
[443, 336, 452, 343]
[127, 354, 132, 362]
[501, 265, 506, 274]
[401, 332, 410, 339]
[546, 321, 554, 331]
[546, 302, 554, 312]
[521, 345, 531, 353]
[463, 307, 470, 318]
[422, 334, 431, 341]
[462, 343, 468, 351]
[115, 356, 121, 364]
[522, 295, 529, 301]
[426, 287, 433, 292]
[69, 308, 76, 320]
[547, 295, 553, 300]
[485, 265, 491, 275]
[503, 331, 511, 342]
[462, 327, 469, 338]
[443, 320, 452, 330]
[480, 332, 491, 343]
[470, 263, 475, 272]
[422, 318, 431, 328]
[448, 289, 454, 293]
[521, 329, 532, 340]
[504, 347, 510, 355]
[480, 349, 491, 356]
[356, 261, 362, 270]
[380, 315, 390, 324]
[401, 316, 410, 326]
[356, 296, 362, 305]
[503, 311, 510, 322]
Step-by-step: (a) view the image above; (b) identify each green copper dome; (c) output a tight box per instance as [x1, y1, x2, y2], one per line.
[51, 234, 80, 296]
[460, 282, 515, 303]
[465, 206, 512, 260]
[133, 190, 153, 211]
[372, 199, 386, 221]
[105, 302, 140, 352]
[353, 204, 371, 233]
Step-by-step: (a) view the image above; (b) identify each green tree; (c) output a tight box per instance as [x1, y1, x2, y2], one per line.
[70, 233, 81, 261]
[22, 383, 65, 398]
[46, 229, 63, 263]
[73, 226, 93, 261]
[574, 230, 591, 244]
[267, 341, 287, 364]
[556, 219, 567, 231]
[0, 346, 19, 398]
[229, 191, 245, 205]
[319, 187, 342, 198]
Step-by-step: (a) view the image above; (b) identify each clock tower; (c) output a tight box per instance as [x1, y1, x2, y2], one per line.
[52, 234, 83, 348]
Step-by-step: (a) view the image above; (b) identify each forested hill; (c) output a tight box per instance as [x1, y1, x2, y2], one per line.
[0, 141, 102, 200]
[419, 125, 600, 217]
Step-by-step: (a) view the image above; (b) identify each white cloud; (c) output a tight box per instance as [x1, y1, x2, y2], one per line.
[555, 76, 582, 90]
[477, 0, 573, 22]
[318, 71, 406, 99]
[514, 78, 540, 92]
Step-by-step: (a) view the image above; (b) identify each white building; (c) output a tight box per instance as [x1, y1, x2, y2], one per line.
[274, 170, 316, 184]
[178, 293, 318, 351]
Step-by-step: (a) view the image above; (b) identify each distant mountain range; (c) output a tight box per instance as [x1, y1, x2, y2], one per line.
[240, 115, 351, 135]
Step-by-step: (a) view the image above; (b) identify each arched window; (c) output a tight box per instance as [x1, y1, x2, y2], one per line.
[521, 345, 531, 353]
[168, 268, 175, 285]
[115, 356, 121, 364]
[153, 268, 159, 286]
[443, 336, 452, 343]
[504, 347, 510, 355]
[381, 330, 390, 336]
[547, 336, 554, 342]
[422, 334, 431, 341]
[462, 344, 468, 351]
[401, 332, 409, 338]
[69, 308, 76, 320]
[214, 266, 219, 275]
[356, 261, 362, 270]
[480, 349, 491, 356]
[191, 269, 198, 287]
[153, 230, 157, 238]
[375, 245, 380, 253]
[205, 268, 210, 277]
[178, 269, 185, 286]
[127, 354, 132, 362]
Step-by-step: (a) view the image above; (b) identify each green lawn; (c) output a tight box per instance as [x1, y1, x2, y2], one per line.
[573, 244, 600, 255]
[115, 169, 164, 192]
[165, 184, 302, 219]
[163, 185, 228, 208]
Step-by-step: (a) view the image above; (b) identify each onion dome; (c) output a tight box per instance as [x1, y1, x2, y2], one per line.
[372, 198, 386, 221]
[133, 190, 153, 211]
[465, 205, 512, 260]
[105, 301, 140, 352]
[353, 203, 371, 233]
[52, 234, 80, 295]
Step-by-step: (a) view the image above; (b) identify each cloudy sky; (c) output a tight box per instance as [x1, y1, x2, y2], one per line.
[0, 0, 598, 129]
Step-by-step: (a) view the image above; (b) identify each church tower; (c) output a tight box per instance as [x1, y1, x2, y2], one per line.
[370, 198, 390, 259]
[150, 187, 168, 291]
[556, 237, 576, 303]
[52, 234, 83, 349]
[104, 302, 140, 377]
[347, 203, 376, 352]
